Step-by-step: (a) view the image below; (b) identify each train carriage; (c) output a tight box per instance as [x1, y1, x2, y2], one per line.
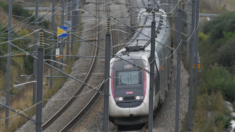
[109, 6, 172, 125]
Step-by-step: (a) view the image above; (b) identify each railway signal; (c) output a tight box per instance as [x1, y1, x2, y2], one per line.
[57, 26, 68, 37]
[57, 26, 67, 60]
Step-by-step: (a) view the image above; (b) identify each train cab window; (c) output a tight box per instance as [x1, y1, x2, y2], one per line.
[117, 71, 140, 85]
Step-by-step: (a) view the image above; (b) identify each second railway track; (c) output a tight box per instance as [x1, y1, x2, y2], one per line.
[59, 0, 105, 131]
[42, 0, 105, 131]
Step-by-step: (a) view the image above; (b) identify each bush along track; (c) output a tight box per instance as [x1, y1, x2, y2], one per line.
[182, 11, 235, 131]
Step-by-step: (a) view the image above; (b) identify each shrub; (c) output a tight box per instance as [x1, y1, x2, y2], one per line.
[0, 1, 8, 11]
[203, 12, 235, 43]
[214, 112, 232, 129]
[199, 66, 235, 101]
[217, 36, 235, 67]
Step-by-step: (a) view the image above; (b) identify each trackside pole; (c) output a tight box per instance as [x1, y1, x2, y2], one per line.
[175, 1, 182, 132]
[50, 0, 55, 88]
[33, 0, 39, 104]
[67, 0, 71, 62]
[5, 0, 12, 128]
[175, 0, 179, 44]
[148, 11, 156, 132]
[36, 31, 44, 132]
[60, 0, 64, 69]
[188, 0, 196, 130]
[103, 19, 111, 132]
[186, 0, 191, 62]
[194, 0, 200, 105]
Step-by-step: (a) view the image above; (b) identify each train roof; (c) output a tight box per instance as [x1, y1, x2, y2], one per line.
[116, 9, 169, 59]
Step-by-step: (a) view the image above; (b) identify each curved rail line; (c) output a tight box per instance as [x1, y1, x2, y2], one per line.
[59, 0, 102, 131]
[42, 2, 100, 130]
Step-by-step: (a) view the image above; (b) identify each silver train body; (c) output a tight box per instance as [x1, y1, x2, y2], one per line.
[109, 8, 172, 125]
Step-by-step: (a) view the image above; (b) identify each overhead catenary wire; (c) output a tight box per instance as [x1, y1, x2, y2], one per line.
[0, 1, 182, 125]
[0, 76, 108, 121]
[0, 0, 81, 36]
[109, 14, 173, 50]
[0, 100, 43, 121]
[7, 40, 104, 94]
[0, 15, 34, 36]
[0, 29, 40, 45]
[71, 32, 149, 73]
[38, 13, 182, 69]
[0, 3, 193, 65]
[1, 4, 151, 45]
[127, 6, 200, 42]
[0, 0, 185, 38]
[0, 0, 196, 124]
[0, 1, 166, 37]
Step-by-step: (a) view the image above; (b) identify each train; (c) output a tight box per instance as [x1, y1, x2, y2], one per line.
[109, 5, 172, 126]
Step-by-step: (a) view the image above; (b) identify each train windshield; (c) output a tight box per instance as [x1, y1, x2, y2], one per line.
[117, 71, 140, 85]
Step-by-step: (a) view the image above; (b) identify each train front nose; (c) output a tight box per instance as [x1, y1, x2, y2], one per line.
[109, 58, 149, 118]
[114, 87, 144, 108]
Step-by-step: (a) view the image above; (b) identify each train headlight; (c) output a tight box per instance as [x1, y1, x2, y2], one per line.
[115, 97, 123, 101]
[136, 96, 140, 100]
[136, 96, 144, 100]
[119, 97, 123, 101]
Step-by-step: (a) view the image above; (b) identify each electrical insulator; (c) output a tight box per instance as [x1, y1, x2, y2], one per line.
[39, 31, 44, 46]
[107, 19, 110, 33]
[16, 110, 28, 118]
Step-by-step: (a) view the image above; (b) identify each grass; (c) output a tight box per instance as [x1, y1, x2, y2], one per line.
[181, 92, 228, 132]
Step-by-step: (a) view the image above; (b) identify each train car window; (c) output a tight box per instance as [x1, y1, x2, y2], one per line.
[117, 71, 140, 85]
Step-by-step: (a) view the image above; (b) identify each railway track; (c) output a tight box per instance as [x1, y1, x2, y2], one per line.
[42, 0, 140, 130]
[42, 0, 102, 131]
[59, 0, 103, 131]
[58, 0, 136, 131]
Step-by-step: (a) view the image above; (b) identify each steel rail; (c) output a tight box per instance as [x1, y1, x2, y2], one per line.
[42, 1, 100, 130]
[58, 0, 102, 131]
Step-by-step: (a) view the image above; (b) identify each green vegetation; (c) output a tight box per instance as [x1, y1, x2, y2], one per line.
[199, 12, 235, 102]
[0, 1, 49, 29]
[181, 11, 235, 131]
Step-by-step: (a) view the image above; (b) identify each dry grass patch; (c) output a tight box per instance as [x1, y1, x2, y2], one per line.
[193, 92, 229, 131]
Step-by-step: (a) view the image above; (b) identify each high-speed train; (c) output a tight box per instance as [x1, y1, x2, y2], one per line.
[109, 5, 172, 126]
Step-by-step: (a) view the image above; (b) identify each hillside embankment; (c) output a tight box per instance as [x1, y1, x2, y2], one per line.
[181, 8, 235, 131]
